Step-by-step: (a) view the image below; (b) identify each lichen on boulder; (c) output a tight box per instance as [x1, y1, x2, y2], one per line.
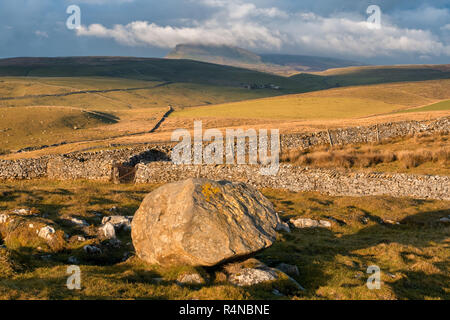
[131, 178, 279, 267]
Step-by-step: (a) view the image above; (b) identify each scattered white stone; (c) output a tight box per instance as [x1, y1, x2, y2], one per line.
[28, 224, 34, 228]
[102, 216, 132, 232]
[384, 219, 400, 225]
[100, 222, 116, 239]
[229, 268, 278, 287]
[177, 273, 205, 285]
[70, 218, 89, 227]
[290, 218, 331, 229]
[438, 217, 450, 223]
[38, 226, 55, 240]
[77, 236, 86, 242]
[386, 272, 397, 279]
[12, 208, 30, 215]
[83, 245, 102, 255]
[0, 214, 8, 224]
[276, 221, 291, 233]
[275, 212, 290, 233]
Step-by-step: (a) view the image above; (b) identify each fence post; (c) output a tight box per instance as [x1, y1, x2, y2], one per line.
[327, 129, 333, 147]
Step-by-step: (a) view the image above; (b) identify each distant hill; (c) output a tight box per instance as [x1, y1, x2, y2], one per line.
[1, 57, 449, 97]
[0, 56, 333, 94]
[166, 44, 262, 65]
[295, 64, 450, 87]
[166, 44, 364, 75]
[260, 54, 362, 72]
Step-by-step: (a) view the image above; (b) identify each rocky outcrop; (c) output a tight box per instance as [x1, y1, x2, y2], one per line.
[131, 178, 279, 267]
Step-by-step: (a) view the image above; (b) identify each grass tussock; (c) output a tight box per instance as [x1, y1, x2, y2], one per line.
[282, 132, 450, 174]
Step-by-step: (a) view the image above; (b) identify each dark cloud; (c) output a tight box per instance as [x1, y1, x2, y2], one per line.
[0, 0, 449, 64]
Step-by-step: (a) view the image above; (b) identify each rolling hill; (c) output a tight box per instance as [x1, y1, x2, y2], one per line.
[0, 106, 120, 152]
[0, 56, 306, 92]
[166, 43, 363, 75]
[299, 64, 450, 87]
[172, 79, 450, 120]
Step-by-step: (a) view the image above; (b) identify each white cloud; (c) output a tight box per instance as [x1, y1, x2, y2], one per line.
[75, 0, 450, 58]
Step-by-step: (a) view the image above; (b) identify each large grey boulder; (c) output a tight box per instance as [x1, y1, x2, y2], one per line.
[131, 178, 279, 267]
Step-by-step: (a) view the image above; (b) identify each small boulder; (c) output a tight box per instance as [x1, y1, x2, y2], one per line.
[102, 216, 132, 232]
[229, 268, 278, 287]
[100, 222, 116, 239]
[290, 218, 331, 229]
[0, 214, 8, 224]
[438, 217, 450, 223]
[69, 218, 89, 227]
[177, 272, 205, 285]
[131, 178, 279, 267]
[38, 226, 55, 240]
[275, 213, 290, 233]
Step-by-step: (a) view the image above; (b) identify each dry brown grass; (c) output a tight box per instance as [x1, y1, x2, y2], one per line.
[282, 132, 450, 174]
[0, 180, 449, 300]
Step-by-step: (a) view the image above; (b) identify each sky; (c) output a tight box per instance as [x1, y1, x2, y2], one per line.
[0, 0, 450, 65]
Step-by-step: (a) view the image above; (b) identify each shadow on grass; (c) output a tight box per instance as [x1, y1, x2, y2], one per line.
[258, 209, 450, 299]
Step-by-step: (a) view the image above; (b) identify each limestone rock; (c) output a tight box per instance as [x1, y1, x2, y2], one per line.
[229, 268, 278, 286]
[100, 222, 116, 239]
[275, 212, 290, 233]
[438, 217, 450, 223]
[38, 226, 55, 240]
[177, 273, 205, 285]
[290, 218, 331, 229]
[70, 218, 89, 227]
[0, 214, 9, 224]
[131, 178, 279, 267]
[102, 216, 132, 232]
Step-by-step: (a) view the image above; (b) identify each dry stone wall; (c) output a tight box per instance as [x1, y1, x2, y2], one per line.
[0, 117, 448, 200]
[0, 158, 48, 180]
[135, 162, 450, 201]
[282, 117, 450, 150]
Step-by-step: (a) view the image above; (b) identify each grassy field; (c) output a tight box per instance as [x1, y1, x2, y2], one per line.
[0, 57, 324, 94]
[0, 180, 448, 300]
[0, 77, 281, 110]
[0, 106, 172, 153]
[0, 75, 284, 153]
[282, 132, 450, 176]
[398, 100, 450, 114]
[171, 80, 450, 120]
[307, 64, 450, 87]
